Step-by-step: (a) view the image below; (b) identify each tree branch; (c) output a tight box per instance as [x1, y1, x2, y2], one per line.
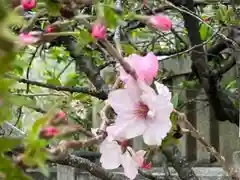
[51, 36, 109, 96]
[162, 145, 199, 180]
[216, 56, 236, 75]
[138, 169, 164, 180]
[5, 75, 107, 100]
[52, 153, 126, 180]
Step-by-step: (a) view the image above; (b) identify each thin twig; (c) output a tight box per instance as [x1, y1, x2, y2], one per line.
[159, 32, 216, 62]
[11, 93, 65, 97]
[4, 75, 107, 100]
[56, 59, 74, 79]
[49, 134, 106, 157]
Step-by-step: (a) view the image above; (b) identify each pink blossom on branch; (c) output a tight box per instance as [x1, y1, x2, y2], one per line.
[149, 15, 172, 31]
[99, 139, 149, 179]
[91, 23, 106, 39]
[107, 80, 173, 146]
[21, 0, 37, 10]
[119, 52, 158, 85]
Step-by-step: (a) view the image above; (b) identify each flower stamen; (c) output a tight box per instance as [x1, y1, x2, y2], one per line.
[135, 102, 149, 119]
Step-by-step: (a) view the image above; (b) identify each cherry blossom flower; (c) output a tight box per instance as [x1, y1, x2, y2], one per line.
[107, 80, 173, 146]
[19, 31, 42, 45]
[21, 0, 36, 10]
[149, 15, 172, 31]
[91, 23, 106, 39]
[119, 52, 158, 85]
[100, 138, 149, 179]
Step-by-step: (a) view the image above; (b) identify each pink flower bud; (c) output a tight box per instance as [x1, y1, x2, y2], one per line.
[149, 15, 172, 31]
[55, 111, 66, 119]
[119, 52, 158, 85]
[19, 31, 41, 44]
[91, 23, 106, 39]
[40, 127, 60, 139]
[21, 0, 36, 10]
[141, 159, 152, 169]
[46, 27, 53, 33]
[203, 17, 210, 22]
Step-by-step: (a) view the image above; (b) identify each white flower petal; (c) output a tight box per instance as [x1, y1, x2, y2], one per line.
[143, 119, 171, 146]
[108, 89, 137, 114]
[154, 96, 174, 117]
[137, 80, 156, 95]
[154, 81, 172, 101]
[121, 151, 139, 180]
[99, 140, 122, 169]
[108, 118, 147, 140]
[133, 149, 146, 166]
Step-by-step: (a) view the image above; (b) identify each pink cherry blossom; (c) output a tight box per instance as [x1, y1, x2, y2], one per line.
[107, 80, 173, 145]
[119, 52, 158, 85]
[21, 0, 36, 10]
[19, 31, 41, 45]
[149, 15, 172, 31]
[91, 23, 106, 39]
[99, 139, 147, 179]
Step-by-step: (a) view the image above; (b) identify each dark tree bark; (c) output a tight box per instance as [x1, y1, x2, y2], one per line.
[162, 145, 199, 180]
[53, 154, 127, 180]
[51, 36, 109, 97]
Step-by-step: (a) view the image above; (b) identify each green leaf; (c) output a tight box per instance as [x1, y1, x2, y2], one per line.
[44, 0, 61, 16]
[121, 44, 137, 55]
[73, 94, 91, 103]
[171, 94, 179, 108]
[161, 133, 180, 148]
[200, 23, 208, 41]
[77, 29, 94, 47]
[104, 5, 120, 29]
[0, 138, 21, 152]
[225, 80, 237, 90]
[64, 73, 80, 86]
[8, 95, 36, 107]
[0, 156, 32, 180]
[170, 112, 178, 129]
[47, 78, 61, 86]
[31, 116, 49, 136]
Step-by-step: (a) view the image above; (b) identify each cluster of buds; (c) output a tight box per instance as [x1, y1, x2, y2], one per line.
[39, 111, 83, 140]
[39, 111, 67, 139]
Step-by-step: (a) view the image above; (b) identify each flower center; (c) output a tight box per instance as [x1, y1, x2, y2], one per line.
[119, 140, 129, 148]
[135, 102, 149, 119]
